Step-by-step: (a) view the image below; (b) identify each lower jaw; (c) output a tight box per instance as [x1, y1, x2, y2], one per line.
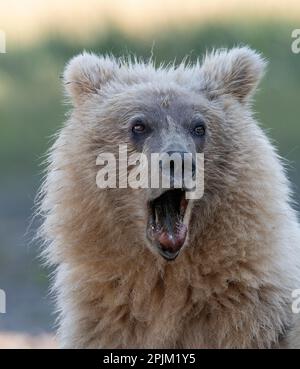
[157, 247, 180, 261]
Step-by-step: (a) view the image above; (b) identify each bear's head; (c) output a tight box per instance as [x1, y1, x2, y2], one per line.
[63, 47, 266, 261]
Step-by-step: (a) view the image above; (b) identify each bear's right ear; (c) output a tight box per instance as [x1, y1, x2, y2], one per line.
[63, 52, 118, 105]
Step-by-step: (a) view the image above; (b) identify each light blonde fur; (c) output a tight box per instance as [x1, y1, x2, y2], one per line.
[39, 47, 300, 348]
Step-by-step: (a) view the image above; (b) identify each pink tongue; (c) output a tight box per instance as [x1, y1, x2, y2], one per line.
[158, 223, 187, 253]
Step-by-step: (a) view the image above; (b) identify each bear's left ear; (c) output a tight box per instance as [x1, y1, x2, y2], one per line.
[199, 47, 267, 103]
[63, 52, 118, 106]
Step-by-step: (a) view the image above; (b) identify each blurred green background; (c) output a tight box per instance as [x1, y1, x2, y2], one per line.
[0, 0, 300, 340]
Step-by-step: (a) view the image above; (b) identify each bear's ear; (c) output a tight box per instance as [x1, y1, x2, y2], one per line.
[199, 47, 267, 103]
[63, 52, 118, 105]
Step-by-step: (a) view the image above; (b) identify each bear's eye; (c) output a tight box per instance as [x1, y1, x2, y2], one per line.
[132, 120, 146, 134]
[193, 124, 206, 137]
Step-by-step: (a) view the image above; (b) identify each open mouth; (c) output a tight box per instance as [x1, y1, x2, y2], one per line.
[147, 189, 189, 261]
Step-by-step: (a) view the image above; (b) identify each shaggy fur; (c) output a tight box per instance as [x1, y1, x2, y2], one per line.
[39, 47, 300, 348]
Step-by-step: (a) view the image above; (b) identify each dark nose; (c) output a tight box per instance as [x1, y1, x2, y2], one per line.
[159, 151, 196, 187]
